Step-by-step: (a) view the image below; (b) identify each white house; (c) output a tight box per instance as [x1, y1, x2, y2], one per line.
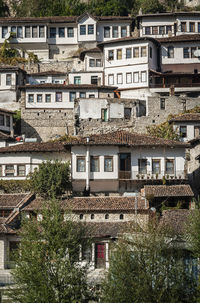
[27, 71, 67, 85]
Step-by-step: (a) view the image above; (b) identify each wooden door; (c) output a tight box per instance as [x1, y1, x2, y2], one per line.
[95, 243, 105, 268]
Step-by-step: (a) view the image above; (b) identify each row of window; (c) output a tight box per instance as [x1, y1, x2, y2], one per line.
[28, 92, 96, 103]
[104, 26, 127, 38]
[89, 58, 102, 68]
[138, 159, 175, 174]
[80, 24, 94, 35]
[77, 156, 113, 172]
[166, 46, 200, 59]
[0, 165, 26, 177]
[108, 46, 148, 61]
[79, 213, 124, 220]
[180, 21, 200, 33]
[144, 25, 173, 35]
[179, 125, 200, 138]
[108, 71, 147, 85]
[73, 75, 99, 85]
[49, 27, 74, 38]
[0, 114, 10, 127]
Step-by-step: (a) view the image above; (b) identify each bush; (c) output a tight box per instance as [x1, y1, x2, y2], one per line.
[0, 179, 31, 193]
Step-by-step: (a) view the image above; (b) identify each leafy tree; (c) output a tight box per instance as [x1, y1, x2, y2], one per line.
[101, 221, 197, 303]
[0, 0, 9, 17]
[8, 200, 91, 303]
[88, 0, 133, 16]
[133, 0, 164, 15]
[30, 160, 71, 199]
[147, 119, 180, 141]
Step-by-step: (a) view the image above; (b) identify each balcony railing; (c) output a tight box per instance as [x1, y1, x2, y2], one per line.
[119, 170, 187, 180]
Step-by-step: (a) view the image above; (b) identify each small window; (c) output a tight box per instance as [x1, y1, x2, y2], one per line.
[6, 115, 10, 127]
[121, 26, 127, 37]
[183, 47, 190, 58]
[189, 22, 195, 33]
[191, 47, 196, 58]
[28, 94, 34, 103]
[104, 157, 113, 172]
[150, 47, 153, 59]
[77, 157, 86, 172]
[117, 73, 123, 84]
[124, 108, 131, 120]
[17, 26, 23, 38]
[39, 26, 45, 38]
[101, 109, 108, 122]
[91, 214, 94, 220]
[138, 159, 147, 174]
[167, 46, 174, 58]
[70, 92, 76, 102]
[80, 25, 86, 35]
[105, 214, 109, 220]
[117, 49, 122, 60]
[141, 46, 147, 57]
[108, 74, 114, 85]
[67, 27, 74, 37]
[152, 160, 160, 174]
[88, 24, 94, 35]
[160, 98, 165, 110]
[25, 26, 31, 38]
[119, 214, 124, 220]
[166, 25, 172, 34]
[80, 214, 83, 220]
[74, 76, 81, 85]
[50, 27, 56, 38]
[108, 50, 114, 61]
[104, 26, 110, 38]
[181, 22, 186, 32]
[133, 47, 139, 58]
[6, 74, 11, 86]
[56, 92, 62, 102]
[180, 126, 187, 138]
[133, 72, 139, 83]
[32, 26, 38, 38]
[17, 165, 26, 177]
[2, 26, 8, 38]
[152, 26, 158, 35]
[126, 72, 132, 84]
[96, 59, 101, 67]
[80, 92, 86, 98]
[37, 94, 42, 103]
[91, 76, 98, 85]
[89, 59, 95, 67]
[5, 165, 14, 177]
[159, 26, 165, 35]
[90, 156, 99, 172]
[145, 27, 151, 35]
[11, 26, 16, 36]
[0, 114, 4, 126]
[141, 71, 147, 82]
[112, 26, 118, 38]
[126, 48, 132, 59]
[45, 94, 51, 103]
[59, 27, 65, 38]
[165, 159, 174, 174]
[89, 94, 95, 98]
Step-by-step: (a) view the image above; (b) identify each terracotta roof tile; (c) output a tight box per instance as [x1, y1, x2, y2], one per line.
[0, 141, 68, 153]
[157, 34, 200, 43]
[20, 84, 116, 90]
[0, 193, 31, 209]
[144, 185, 194, 198]
[98, 36, 159, 47]
[160, 209, 190, 234]
[169, 113, 200, 122]
[0, 16, 77, 24]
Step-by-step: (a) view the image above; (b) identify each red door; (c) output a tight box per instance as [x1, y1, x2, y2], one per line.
[95, 243, 105, 268]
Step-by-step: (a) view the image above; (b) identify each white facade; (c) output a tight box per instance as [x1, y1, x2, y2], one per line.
[172, 121, 200, 142]
[28, 74, 67, 85]
[68, 72, 103, 86]
[0, 109, 13, 134]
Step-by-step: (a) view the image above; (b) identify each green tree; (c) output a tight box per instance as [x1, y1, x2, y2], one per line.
[101, 221, 197, 303]
[133, 0, 164, 15]
[8, 200, 91, 303]
[30, 160, 71, 199]
[147, 120, 180, 141]
[0, 0, 9, 17]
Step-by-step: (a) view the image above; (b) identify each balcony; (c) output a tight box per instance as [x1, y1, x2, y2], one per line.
[119, 170, 187, 181]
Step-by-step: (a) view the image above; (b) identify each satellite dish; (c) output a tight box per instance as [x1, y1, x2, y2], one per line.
[5, 32, 10, 40]
[194, 49, 200, 57]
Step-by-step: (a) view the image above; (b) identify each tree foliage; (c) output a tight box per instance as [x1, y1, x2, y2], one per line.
[101, 221, 197, 303]
[0, 0, 9, 17]
[8, 200, 91, 303]
[147, 119, 180, 141]
[133, 0, 164, 15]
[30, 160, 71, 199]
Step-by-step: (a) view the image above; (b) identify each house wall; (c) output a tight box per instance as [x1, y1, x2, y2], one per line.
[97, 22, 130, 42]
[172, 121, 200, 142]
[68, 72, 103, 85]
[0, 111, 13, 134]
[28, 75, 66, 85]
[78, 15, 97, 42]
[84, 53, 103, 72]
[139, 16, 176, 38]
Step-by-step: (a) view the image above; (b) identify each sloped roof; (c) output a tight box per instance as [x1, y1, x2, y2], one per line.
[160, 209, 190, 234]
[20, 84, 116, 90]
[169, 113, 200, 123]
[98, 36, 160, 47]
[157, 34, 200, 43]
[0, 193, 29, 209]
[144, 185, 194, 198]
[0, 108, 15, 115]
[0, 141, 68, 153]
[80, 47, 102, 60]
[29, 70, 67, 77]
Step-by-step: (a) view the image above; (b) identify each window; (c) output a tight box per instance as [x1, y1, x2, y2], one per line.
[145, 27, 151, 35]
[91, 76, 98, 85]
[160, 98, 165, 110]
[167, 46, 174, 58]
[165, 159, 174, 174]
[89, 59, 95, 67]
[80, 92, 86, 98]
[104, 26, 110, 38]
[39, 26, 45, 38]
[121, 26, 127, 37]
[194, 126, 200, 138]
[104, 157, 113, 172]
[101, 109, 108, 122]
[166, 25, 172, 34]
[91, 214, 94, 220]
[6, 74, 11, 86]
[183, 47, 190, 58]
[119, 214, 124, 220]
[141, 71, 147, 82]
[126, 72, 132, 84]
[74, 76, 81, 85]
[17, 165, 26, 177]
[133, 47, 139, 58]
[191, 47, 196, 58]
[96, 59, 101, 67]
[88, 24, 94, 35]
[37, 94, 42, 103]
[50, 27, 56, 38]
[124, 108, 131, 119]
[180, 126, 187, 138]
[150, 46, 153, 59]
[126, 48, 132, 59]
[28, 94, 34, 103]
[5, 165, 14, 177]
[77, 157, 86, 172]
[105, 214, 109, 220]
[80, 25, 86, 35]
[89, 94, 95, 98]
[67, 27, 74, 37]
[25, 26, 31, 38]
[0, 114, 4, 126]
[117, 73, 123, 84]
[11, 26, 16, 36]
[6, 115, 10, 127]
[108, 50, 114, 60]
[133, 72, 139, 83]
[82, 245, 91, 261]
[141, 46, 147, 57]
[2, 26, 8, 38]
[80, 214, 83, 220]
[181, 22, 186, 32]
[59, 27, 65, 38]
[70, 92, 76, 102]
[90, 156, 99, 172]
[198, 23, 200, 33]
[152, 160, 160, 174]
[56, 92, 62, 102]
[159, 26, 165, 35]
[189, 22, 195, 32]
[108, 74, 114, 85]
[45, 94, 51, 103]
[152, 26, 158, 35]
[117, 49, 122, 60]
[112, 26, 118, 38]
[17, 26, 23, 38]
[138, 159, 147, 174]
[32, 26, 38, 38]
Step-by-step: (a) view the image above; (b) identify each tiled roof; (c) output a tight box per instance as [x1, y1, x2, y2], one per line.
[0, 224, 16, 234]
[137, 12, 200, 18]
[0, 108, 15, 114]
[0, 194, 29, 209]
[80, 47, 101, 60]
[157, 34, 200, 43]
[160, 209, 190, 234]
[169, 113, 200, 122]
[0, 65, 26, 73]
[144, 185, 194, 198]
[20, 84, 116, 90]
[0, 141, 68, 153]
[66, 131, 189, 147]
[98, 36, 160, 47]
[24, 196, 149, 212]
[29, 70, 67, 76]
[0, 16, 77, 24]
